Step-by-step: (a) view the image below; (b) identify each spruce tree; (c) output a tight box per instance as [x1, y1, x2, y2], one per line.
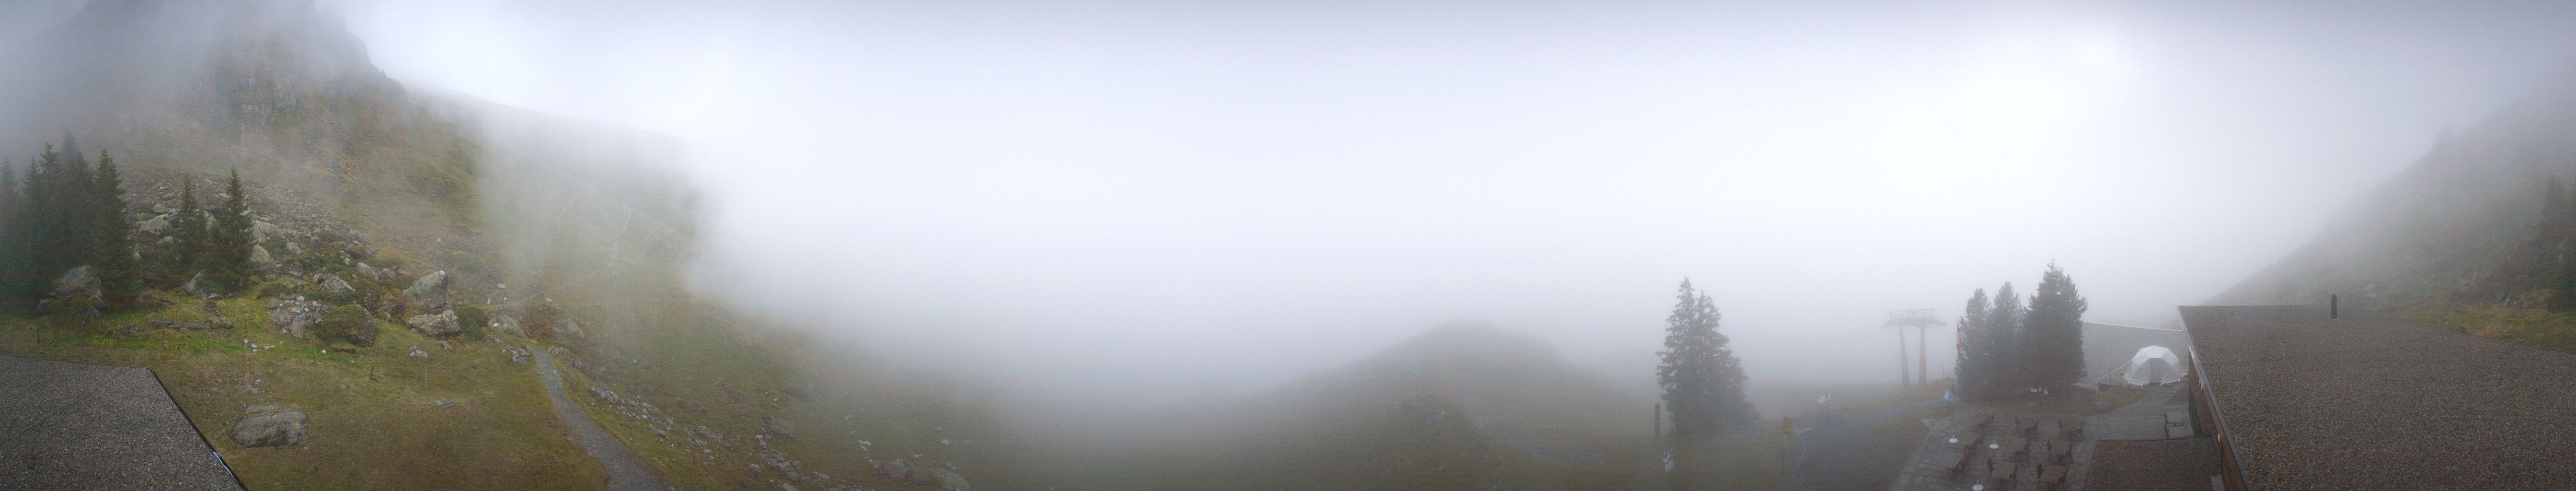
[91, 150, 137, 309]
[1955, 288, 1992, 400]
[0, 160, 18, 311]
[208, 169, 254, 287]
[1980, 282, 2025, 399]
[1656, 279, 1753, 444]
[2022, 264, 2088, 398]
[172, 179, 210, 278]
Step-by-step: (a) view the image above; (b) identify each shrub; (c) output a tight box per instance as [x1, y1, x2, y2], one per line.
[318, 304, 376, 347]
[454, 305, 490, 339]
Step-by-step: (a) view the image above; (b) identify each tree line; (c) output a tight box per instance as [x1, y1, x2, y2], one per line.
[1954, 263, 2088, 402]
[0, 135, 257, 314]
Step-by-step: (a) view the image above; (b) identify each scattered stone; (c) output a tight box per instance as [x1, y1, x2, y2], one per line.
[147, 317, 174, 329]
[928, 468, 969, 491]
[874, 459, 910, 480]
[355, 262, 378, 281]
[178, 321, 208, 330]
[283, 242, 301, 255]
[408, 346, 428, 358]
[320, 275, 354, 293]
[492, 315, 524, 337]
[207, 316, 235, 330]
[253, 221, 282, 242]
[402, 270, 450, 309]
[266, 299, 324, 339]
[433, 399, 455, 409]
[229, 404, 308, 447]
[405, 310, 462, 338]
[248, 245, 272, 266]
[112, 324, 146, 336]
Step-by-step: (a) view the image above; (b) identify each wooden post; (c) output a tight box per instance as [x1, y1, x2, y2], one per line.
[1654, 403, 1663, 440]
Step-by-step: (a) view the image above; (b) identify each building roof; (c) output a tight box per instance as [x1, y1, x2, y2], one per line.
[0, 354, 243, 491]
[2087, 437, 2222, 491]
[2181, 304, 2576, 490]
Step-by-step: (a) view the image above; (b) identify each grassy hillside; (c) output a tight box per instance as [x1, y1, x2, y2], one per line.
[2, 1, 1003, 490]
[2217, 78, 2576, 352]
[1009, 322, 1778, 491]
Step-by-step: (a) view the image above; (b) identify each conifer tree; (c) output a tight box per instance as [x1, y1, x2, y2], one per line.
[2022, 264, 2088, 398]
[1954, 288, 1993, 400]
[207, 169, 254, 287]
[1656, 279, 1753, 444]
[172, 179, 210, 277]
[90, 150, 137, 309]
[0, 160, 18, 310]
[1979, 282, 2025, 399]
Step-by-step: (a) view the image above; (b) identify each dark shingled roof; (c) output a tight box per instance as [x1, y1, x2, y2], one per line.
[0, 354, 244, 491]
[2182, 304, 2576, 490]
[2087, 437, 2221, 491]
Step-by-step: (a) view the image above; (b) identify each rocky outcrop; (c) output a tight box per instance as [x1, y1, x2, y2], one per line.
[492, 315, 524, 337]
[402, 270, 449, 309]
[319, 275, 354, 293]
[253, 220, 282, 242]
[268, 299, 325, 339]
[760, 416, 795, 441]
[249, 245, 272, 266]
[138, 214, 172, 235]
[406, 309, 461, 338]
[354, 262, 379, 281]
[229, 404, 308, 447]
[43, 266, 103, 317]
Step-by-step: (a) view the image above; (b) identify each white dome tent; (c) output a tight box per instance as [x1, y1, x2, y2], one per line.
[2110, 345, 2185, 386]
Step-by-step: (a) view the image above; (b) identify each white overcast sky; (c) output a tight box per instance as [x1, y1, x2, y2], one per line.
[307, 0, 2576, 396]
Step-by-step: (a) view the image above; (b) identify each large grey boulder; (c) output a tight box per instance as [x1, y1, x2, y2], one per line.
[760, 416, 795, 440]
[402, 270, 449, 309]
[230, 404, 308, 447]
[268, 299, 324, 339]
[406, 309, 462, 338]
[45, 266, 103, 317]
[138, 214, 172, 235]
[354, 263, 378, 281]
[492, 315, 524, 337]
[874, 459, 910, 480]
[252, 220, 282, 242]
[320, 275, 355, 293]
[248, 245, 273, 266]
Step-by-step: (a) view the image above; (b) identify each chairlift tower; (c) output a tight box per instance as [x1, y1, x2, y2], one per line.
[1884, 309, 1944, 388]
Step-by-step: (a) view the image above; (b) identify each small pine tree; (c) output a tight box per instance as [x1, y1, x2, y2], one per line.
[1955, 288, 1992, 400]
[91, 150, 137, 309]
[2023, 264, 2088, 398]
[207, 169, 255, 287]
[1979, 282, 2025, 399]
[171, 179, 210, 279]
[1657, 279, 1754, 444]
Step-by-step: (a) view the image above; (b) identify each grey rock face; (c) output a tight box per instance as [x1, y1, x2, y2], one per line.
[252, 220, 282, 242]
[320, 275, 355, 293]
[248, 245, 272, 265]
[405, 309, 462, 338]
[138, 214, 172, 235]
[402, 270, 449, 309]
[267, 299, 324, 339]
[50, 266, 103, 316]
[354, 263, 378, 281]
[230, 404, 308, 447]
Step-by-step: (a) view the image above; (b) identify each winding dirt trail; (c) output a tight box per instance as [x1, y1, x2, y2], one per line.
[532, 350, 669, 491]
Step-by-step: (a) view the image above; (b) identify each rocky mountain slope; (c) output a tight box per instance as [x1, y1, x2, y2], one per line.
[0, 1, 996, 490]
[1014, 321, 1671, 491]
[2216, 76, 2576, 351]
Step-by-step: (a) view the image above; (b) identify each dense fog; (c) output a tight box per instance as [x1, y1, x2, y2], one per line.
[54, 0, 2576, 407]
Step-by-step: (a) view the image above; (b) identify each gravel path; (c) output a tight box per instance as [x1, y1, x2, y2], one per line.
[532, 350, 669, 491]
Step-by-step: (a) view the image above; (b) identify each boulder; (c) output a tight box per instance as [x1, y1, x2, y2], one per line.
[559, 317, 587, 339]
[229, 404, 308, 447]
[320, 275, 355, 293]
[253, 220, 282, 242]
[283, 242, 301, 255]
[112, 324, 146, 336]
[354, 263, 378, 281]
[208, 316, 235, 330]
[760, 416, 796, 440]
[267, 299, 323, 339]
[402, 270, 449, 309]
[249, 245, 273, 266]
[928, 468, 970, 491]
[492, 315, 524, 337]
[147, 317, 174, 329]
[138, 214, 172, 235]
[405, 310, 462, 338]
[874, 459, 910, 480]
[48, 266, 102, 317]
[181, 270, 204, 295]
[178, 321, 208, 330]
